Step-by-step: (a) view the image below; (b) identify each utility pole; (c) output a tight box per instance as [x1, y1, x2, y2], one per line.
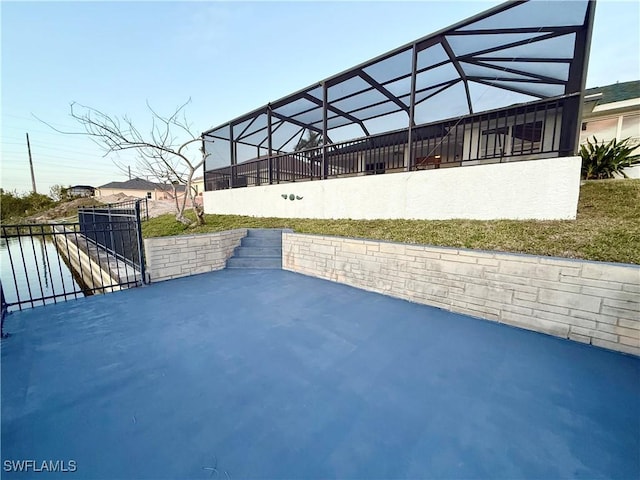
[128, 165, 131, 180]
[26, 133, 37, 193]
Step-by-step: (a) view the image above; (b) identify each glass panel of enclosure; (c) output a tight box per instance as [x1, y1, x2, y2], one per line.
[363, 49, 412, 84]
[204, 138, 231, 169]
[458, 0, 588, 30]
[446, 32, 548, 57]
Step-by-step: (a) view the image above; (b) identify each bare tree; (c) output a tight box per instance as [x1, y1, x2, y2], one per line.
[38, 99, 207, 226]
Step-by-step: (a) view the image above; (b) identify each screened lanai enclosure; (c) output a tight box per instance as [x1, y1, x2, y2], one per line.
[203, 0, 595, 191]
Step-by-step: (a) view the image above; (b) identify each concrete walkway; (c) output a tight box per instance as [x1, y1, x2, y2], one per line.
[2, 269, 638, 479]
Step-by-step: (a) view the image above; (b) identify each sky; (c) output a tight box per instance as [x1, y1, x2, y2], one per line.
[1, 0, 639, 195]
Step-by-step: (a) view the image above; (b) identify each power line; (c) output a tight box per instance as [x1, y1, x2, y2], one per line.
[1, 143, 101, 156]
[0, 133, 104, 148]
[2, 151, 99, 161]
[2, 164, 121, 176]
[7, 165, 126, 174]
[2, 113, 79, 129]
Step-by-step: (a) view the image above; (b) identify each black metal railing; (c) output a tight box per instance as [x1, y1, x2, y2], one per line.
[205, 97, 566, 190]
[1, 199, 147, 315]
[206, 146, 324, 190]
[83, 197, 149, 221]
[1, 280, 8, 337]
[77, 199, 147, 267]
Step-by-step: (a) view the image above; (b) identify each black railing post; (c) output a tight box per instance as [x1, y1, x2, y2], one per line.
[107, 207, 115, 253]
[407, 43, 418, 171]
[560, 0, 596, 158]
[1, 280, 9, 338]
[322, 81, 328, 179]
[267, 106, 273, 185]
[135, 201, 147, 285]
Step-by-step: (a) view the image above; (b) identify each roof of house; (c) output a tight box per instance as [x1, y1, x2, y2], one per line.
[99, 178, 186, 192]
[69, 185, 95, 190]
[584, 80, 640, 106]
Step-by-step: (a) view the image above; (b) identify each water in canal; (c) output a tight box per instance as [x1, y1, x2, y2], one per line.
[1, 235, 86, 310]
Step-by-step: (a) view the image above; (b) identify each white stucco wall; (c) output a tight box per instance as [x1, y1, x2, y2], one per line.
[203, 156, 582, 220]
[614, 165, 640, 179]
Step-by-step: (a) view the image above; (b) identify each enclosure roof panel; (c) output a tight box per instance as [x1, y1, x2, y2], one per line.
[203, 0, 594, 148]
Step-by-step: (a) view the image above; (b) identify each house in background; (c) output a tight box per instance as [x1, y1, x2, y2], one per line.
[67, 185, 95, 197]
[580, 80, 640, 178]
[190, 175, 205, 196]
[95, 178, 186, 201]
[189, 175, 205, 206]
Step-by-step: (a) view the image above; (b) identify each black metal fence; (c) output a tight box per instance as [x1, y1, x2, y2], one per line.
[1, 281, 8, 338]
[0, 219, 145, 314]
[206, 97, 566, 191]
[80, 198, 149, 221]
[0, 200, 148, 325]
[77, 199, 147, 267]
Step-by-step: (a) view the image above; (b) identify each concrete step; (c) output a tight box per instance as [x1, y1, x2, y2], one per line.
[225, 229, 285, 269]
[246, 229, 284, 239]
[234, 246, 282, 257]
[241, 237, 281, 248]
[226, 256, 282, 269]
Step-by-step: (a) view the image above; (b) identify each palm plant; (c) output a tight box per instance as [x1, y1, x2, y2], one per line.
[295, 130, 323, 151]
[580, 136, 640, 180]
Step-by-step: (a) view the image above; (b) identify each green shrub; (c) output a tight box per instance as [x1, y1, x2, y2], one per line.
[580, 136, 640, 180]
[0, 190, 57, 222]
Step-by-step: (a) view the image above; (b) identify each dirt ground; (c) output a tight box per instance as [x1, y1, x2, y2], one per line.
[96, 194, 177, 218]
[145, 200, 178, 218]
[27, 194, 181, 222]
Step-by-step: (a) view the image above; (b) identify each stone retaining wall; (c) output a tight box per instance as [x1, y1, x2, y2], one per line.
[144, 229, 246, 282]
[283, 233, 640, 355]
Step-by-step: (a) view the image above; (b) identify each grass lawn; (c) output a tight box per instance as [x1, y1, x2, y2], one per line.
[142, 178, 640, 265]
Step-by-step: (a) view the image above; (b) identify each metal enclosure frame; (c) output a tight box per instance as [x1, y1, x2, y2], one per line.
[203, 0, 595, 190]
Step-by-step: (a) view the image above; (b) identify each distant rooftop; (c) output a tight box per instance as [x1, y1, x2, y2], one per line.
[584, 80, 640, 106]
[99, 177, 186, 192]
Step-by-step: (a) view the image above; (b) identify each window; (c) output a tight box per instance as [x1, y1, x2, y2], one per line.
[621, 114, 640, 143]
[365, 162, 385, 174]
[580, 117, 617, 144]
[511, 121, 543, 154]
[146, 192, 152, 199]
[481, 126, 508, 158]
[480, 120, 543, 158]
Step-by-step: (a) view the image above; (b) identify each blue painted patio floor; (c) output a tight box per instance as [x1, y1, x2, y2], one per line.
[2, 269, 639, 479]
